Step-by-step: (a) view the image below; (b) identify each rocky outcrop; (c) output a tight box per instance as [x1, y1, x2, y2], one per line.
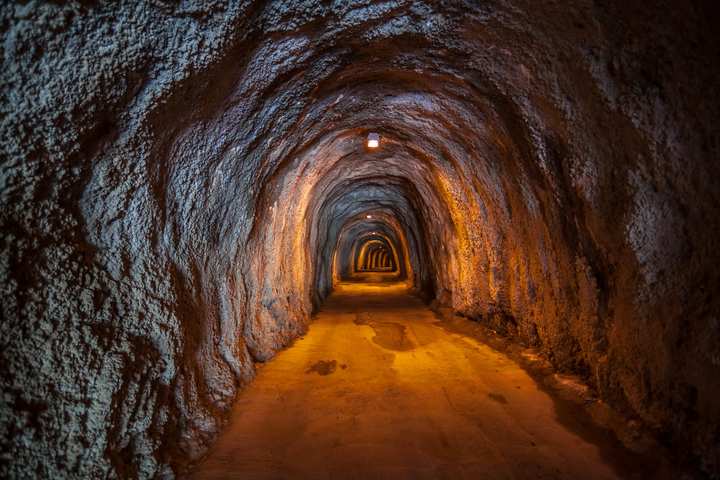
[1, 1, 718, 477]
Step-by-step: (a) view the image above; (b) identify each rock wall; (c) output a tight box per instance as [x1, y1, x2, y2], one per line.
[1, 1, 718, 477]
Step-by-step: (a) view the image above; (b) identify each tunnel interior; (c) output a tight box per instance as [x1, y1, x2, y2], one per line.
[355, 237, 397, 272]
[1, 1, 719, 479]
[337, 217, 407, 282]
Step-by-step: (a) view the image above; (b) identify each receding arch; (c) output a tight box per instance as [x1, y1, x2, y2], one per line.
[356, 238, 397, 272]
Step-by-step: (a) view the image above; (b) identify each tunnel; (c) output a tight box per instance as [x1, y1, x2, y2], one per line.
[1, 1, 719, 479]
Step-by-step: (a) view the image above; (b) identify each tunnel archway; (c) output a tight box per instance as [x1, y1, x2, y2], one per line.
[357, 239, 395, 271]
[331, 207, 417, 289]
[345, 228, 403, 283]
[2, 2, 719, 479]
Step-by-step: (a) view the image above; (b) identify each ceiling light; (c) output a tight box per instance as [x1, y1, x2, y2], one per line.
[367, 132, 379, 148]
[366, 214, 372, 219]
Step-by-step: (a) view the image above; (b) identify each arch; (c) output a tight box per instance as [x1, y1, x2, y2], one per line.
[356, 238, 397, 272]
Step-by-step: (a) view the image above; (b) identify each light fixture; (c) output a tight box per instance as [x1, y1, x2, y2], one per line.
[367, 132, 379, 148]
[366, 214, 372, 219]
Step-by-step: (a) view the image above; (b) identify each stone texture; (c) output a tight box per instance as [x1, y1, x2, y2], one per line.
[1, 0, 719, 478]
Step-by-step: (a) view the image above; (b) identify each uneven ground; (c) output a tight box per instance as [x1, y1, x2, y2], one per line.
[189, 283, 672, 480]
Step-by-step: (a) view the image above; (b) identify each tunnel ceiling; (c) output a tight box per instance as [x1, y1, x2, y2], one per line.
[2, 1, 719, 478]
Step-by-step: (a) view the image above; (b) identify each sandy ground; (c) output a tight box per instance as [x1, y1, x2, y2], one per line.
[188, 282, 657, 479]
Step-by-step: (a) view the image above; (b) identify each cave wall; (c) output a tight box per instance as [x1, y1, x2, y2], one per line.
[1, 1, 719, 478]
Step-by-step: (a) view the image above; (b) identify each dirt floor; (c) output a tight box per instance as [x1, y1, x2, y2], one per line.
[187, 282, 673, 479]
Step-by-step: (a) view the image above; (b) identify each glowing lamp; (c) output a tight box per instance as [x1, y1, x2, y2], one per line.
[367, 132, 379, 148]
[366, 214, 372, 219]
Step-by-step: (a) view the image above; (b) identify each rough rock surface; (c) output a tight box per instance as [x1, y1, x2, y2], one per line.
[1, 1, 719, 478]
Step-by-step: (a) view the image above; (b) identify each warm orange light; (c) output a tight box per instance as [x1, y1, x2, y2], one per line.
[367, 132, 379, 148]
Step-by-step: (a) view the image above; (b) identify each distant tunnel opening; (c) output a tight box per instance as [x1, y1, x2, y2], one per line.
[336, 217, 407, 283]
[357, 239, 394, 271]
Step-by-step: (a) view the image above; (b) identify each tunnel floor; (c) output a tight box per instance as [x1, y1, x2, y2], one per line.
[188, 283, 656, 479]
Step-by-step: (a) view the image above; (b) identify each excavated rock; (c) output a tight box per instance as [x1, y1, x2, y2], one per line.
[1, 1, 719, 478]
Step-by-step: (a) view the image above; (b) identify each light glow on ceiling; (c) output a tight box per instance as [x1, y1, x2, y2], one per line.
[367, 132, 379, 148]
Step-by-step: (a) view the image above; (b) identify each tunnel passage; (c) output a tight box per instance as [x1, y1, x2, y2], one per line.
[1, 1, 719, 479]
[357, 239, 395, 271]
[333, 214, 409, 285]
